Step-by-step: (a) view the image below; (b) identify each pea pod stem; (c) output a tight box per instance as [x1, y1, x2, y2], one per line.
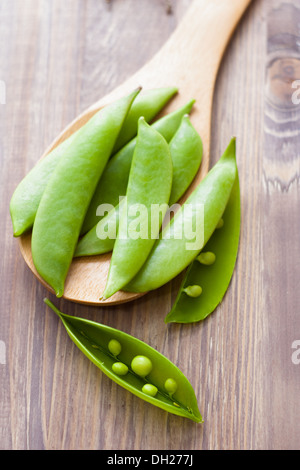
[44, 298, 202, 423]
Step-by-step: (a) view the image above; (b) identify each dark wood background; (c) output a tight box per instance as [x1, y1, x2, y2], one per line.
[1, 0, 299, 450]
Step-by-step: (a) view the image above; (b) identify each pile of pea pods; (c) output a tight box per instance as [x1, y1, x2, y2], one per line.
[10, 87, 240, 422]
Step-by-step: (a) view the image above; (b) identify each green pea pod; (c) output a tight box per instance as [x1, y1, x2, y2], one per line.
[124, 138, 237, 294]
[10, 132, 77, 237]
[44, 298, 202, 423]
[112, 86, 178, 154]
[165, 169, 240, 323]
[80, 99, 195, 235]
[102, 117, 173, 300]
[32, 89, 140, 298]
[168, 114, 203, 205]
[75, 199, 123, 257]
[9, 87, 176, 237]
[74, 114, 202, 258]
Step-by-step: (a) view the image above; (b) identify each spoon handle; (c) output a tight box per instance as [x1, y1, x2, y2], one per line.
[91, 0, 252, 178]
[94, 0, 252, 103]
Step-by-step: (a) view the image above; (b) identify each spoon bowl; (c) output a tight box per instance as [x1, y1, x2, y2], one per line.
[18, 0, 251, 305]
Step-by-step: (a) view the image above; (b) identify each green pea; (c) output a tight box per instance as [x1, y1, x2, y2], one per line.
[183, 285, 202, 297]
[196, 251, 216, 265]
[216, 218, 224, 229]
[131, 355, 153, 377]
[31, 89, 140, 297]
[102, 117, 173, 300]
[165, 168, 240, 324]
[142, 384, 158, 397]
[112, 362, 128, 376]
[125, 138, 237, 294]
[164, 378, 178, 395]
[44, 298, 202, 422]
[80, 99, 195, 235]
[108, 339, 122, 356]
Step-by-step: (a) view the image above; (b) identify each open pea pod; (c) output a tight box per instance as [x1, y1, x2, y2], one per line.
[10, 86, 177, 237]
[44, 298, 203, 423]
[75, 114, 203, 258]
[125, 138, 237, 294]
[165, 169, 240, 323]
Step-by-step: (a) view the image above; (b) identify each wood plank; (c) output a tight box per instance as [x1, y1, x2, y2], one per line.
[1, 0, 300, 450]
[262, 0, 300, 450]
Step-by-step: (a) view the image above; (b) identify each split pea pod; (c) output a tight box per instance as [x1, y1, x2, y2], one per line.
[102, 117, 173, 300]
[165, 168, 240, 323]
[31, 89, 140, 298]
[44, 298, 202, 422]
[80, 99, 196, 235]
[9, 87, 176, 237]
[124, 138, 238, 294]
[74, 114, 203, 258]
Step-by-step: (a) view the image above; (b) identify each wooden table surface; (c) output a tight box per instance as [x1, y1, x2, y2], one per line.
[1, 0, 300, 451]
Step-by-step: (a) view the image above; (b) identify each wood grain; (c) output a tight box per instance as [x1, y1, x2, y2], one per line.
[1, 0, 300, 450]
[262, 0, 300, 449]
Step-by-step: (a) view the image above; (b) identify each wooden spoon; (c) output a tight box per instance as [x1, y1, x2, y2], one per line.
[19, 0, 252, 305]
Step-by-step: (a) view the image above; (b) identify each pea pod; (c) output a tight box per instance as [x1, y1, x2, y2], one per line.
[75, 199, 123, 257]
[9, 86, 176, 237]
[74, 114, 203, 258]
[165, 169, 240, 323]
[168, 114, 203, 206]
[102, 117, 173, 300]
[80, 100, 195, 235]
[112, 86, 178, 154]
[31, 89, 140, 298]
[124, 138, 237, 294]
[44, 298, 203, 423]
[9, 132, 77, 237]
